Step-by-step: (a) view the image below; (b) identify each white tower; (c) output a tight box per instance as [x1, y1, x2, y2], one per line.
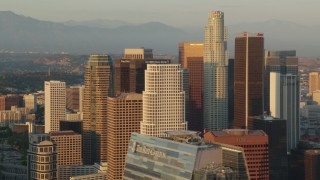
[270, 72, 300, 153]
[203, 11, 229, 130]
[140, 64, 187, 137]
[45, 81, 66, 133]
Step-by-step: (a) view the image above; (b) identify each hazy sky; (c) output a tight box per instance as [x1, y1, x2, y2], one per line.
[1, 0, 319, 27]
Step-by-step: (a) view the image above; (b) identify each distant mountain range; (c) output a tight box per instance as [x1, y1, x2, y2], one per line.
[0, 11, 319, 57]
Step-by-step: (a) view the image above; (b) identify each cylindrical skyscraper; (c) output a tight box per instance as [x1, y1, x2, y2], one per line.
[203, 11, 229, 131]
[140, 64, 187, 137]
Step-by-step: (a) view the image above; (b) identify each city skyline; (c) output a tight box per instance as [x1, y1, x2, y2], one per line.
[1, 3, 320, 179]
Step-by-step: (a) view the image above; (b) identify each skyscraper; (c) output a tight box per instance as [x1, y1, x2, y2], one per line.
[114, 59, 145, 96]
[264, 50, 298, 112]
[44, 81, 66, 133]
[140, 64, 187, 137]
[249, 115, 287, 180]
[82, 55, 112, 165]
[178, 42, 203, 68]
[107, 93, 142, 180]
[178, 42, 204, 131]
[234, 32, 264, 129]
[203, 11, 229, 131]
[270, 72, 300, 152]
[50, 130, 82, 166]
[309, 72, 319, 95]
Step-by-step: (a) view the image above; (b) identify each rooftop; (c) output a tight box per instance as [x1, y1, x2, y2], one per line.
[208, 129, 267, 137]
[50, 130, 80, 136]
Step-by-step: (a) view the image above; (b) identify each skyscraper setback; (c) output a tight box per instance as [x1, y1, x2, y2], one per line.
[82, 55, 112, 165]
[234, 33, 264, 129]
[203, 11, 229, 131]
[140, 64, 187, 137]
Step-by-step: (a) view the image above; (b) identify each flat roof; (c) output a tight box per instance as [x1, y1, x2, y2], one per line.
[50, 130, 79, 136]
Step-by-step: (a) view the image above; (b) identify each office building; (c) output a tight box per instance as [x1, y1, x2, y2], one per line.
[270, 72, 300, 152]
[66, 86, 84, 112]
[50, 131, 82, 166]
[106, 93, 142, 180]
[203, 11, 229, 131]
[82, 55, 112, 165]
[140, 64, 187, 137]
[249, 115, 287, 180]
[234, 32, 264, 129]
[0, 94, 22, 111]
[228, 59, 235, 128]
[264, 50, 298, 112]
[178, 42, 204, 131]
[27, 134, 57, 180]
[60, 119, 82, 134]
[114, 58, 145, 96]
[312, 90, 320, 104]
[58, 165, 97, 180]
[204, 129, 269, 180]
[123, 131, 249, 180]
[0, 106, 24, 127]
[124, 48, 153, 59]
[309, 72, 319, 95]
[24, 94, 37, 114]
[178, 42, 203, 68]
[44, 81, 66, 133]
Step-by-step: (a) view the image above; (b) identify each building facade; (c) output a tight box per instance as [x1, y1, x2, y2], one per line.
[140, 64, 187, 137]
[249, 115, 287, 180]
[309, 72, 319, 95]
[204, 129, 269, 180]
[44, 81, 66, 133]
[27, 134, 57, 180]
[24, 94, 37, 114]
[114, 59, 146, 96]
[0, 94, 22, 111]
[234, 33, 264, 129]
[179, 42, 204, 131]
[50, 130, 82, 166]
[82, 55, 112, 165]
[270, 72, 300, 152]
[124, 48, 153, 59]
[66, 86, 84, 112]
[123, 132, 249, 180]
[264, 50, 298, 112]
[107, 93, 143, 180]
[203, 11, 229, 131]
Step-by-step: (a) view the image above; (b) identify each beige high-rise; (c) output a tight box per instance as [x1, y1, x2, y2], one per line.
[82, 55, 112, 165]
[50, 130, 82, 166]
[45, 81, 66, 133]
[309, 72, 319, 95]
[27, 134, 57, 180]
[140, 64, 187, 137]
[107, 93, 142, 180]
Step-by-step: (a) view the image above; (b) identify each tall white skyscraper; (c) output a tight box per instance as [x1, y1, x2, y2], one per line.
[140, 64, 187, 137]
[203, 11, 229, 130]
[270, 72, 300, 153]
[45, 81, 66, 133]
